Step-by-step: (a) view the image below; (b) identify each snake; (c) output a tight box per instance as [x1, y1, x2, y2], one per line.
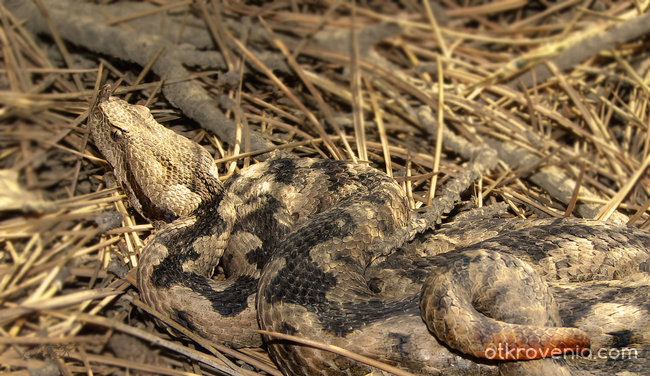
[89, 85, 650, 375]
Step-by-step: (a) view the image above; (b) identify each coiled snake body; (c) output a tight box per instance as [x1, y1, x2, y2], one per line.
[90, 87, 650, 375]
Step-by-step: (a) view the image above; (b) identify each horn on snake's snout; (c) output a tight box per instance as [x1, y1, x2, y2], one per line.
[419, 248, 591, 360]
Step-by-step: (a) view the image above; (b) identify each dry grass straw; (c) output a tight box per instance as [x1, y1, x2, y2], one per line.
[1, 0, 649, 375]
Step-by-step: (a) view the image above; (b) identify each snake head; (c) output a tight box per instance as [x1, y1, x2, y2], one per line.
[89, 85, 156, 145]
[88, 84, 223, 223]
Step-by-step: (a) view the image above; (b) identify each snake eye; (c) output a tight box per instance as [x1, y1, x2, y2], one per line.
[110, 128, 124, 141]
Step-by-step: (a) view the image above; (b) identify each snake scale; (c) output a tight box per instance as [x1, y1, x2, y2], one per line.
[89, 85, 650, 375]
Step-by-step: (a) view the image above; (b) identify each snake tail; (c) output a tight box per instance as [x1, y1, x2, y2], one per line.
[420, 248, 591, 360]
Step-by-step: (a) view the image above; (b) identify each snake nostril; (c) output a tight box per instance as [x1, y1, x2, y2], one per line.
[367, 277, 383, 294]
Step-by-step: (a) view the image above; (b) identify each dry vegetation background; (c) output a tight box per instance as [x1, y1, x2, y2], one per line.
[1, 0, 650, 375]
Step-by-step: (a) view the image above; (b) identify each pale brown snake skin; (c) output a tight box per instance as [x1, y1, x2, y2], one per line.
[89, 85, 650, 375]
